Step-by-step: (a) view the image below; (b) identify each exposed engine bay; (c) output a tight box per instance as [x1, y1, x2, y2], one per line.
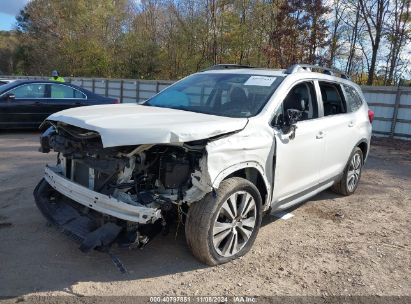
[34, 122, 210, 253]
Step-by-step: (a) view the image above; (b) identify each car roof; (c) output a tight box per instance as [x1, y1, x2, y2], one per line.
[201, 68, 286, 77]
[199, 67, 360, 89]
[6, 79, 71, 84]
[0, 79, 85, 92]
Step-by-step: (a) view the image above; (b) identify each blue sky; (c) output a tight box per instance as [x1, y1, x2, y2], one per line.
[0, 0, 30, 31]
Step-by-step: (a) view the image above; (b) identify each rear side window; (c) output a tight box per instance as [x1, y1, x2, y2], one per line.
[50, 84, 86, 99]
[319, 82, 346, 116]
[343, 85, 363, 112]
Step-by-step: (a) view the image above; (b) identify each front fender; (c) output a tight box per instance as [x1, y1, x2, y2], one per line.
[211, 161, 272, 209]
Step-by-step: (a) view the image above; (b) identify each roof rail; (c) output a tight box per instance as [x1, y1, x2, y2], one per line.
[285, 64, 351, 80]
[202, 64, 255, 71]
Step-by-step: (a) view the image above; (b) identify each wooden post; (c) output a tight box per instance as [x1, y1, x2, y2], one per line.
[136, 80, 140, 103]
[390, 85, 402, 137]
[120, 80, 124, 103]
[105, 80, 109, 97]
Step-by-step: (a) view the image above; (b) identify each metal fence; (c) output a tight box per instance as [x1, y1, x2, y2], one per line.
[4, 75, 411, 140]
[362, 86, 411, 140]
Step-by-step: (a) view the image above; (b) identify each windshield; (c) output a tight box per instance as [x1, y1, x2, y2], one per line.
[145, 73, 284, 118]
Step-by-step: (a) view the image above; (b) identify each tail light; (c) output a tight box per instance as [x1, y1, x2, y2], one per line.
[113, 99, 119, 104]
[368, 109, 374, 123]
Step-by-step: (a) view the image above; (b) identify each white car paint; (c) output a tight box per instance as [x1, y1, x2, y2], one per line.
[48, 104, 248, 147]
[44, 67, 372, 217]
[189, 71, 372, 211]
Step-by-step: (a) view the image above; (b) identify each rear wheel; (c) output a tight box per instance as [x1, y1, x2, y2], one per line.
[185, 177, 262, 265]
[332, 147, 363, 196]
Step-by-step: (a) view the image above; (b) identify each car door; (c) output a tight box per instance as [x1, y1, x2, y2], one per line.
[46, 83, 87, 114]
[317, 81, 359, 182]
[0, 83, 48, 128]
[271, 81, 324, 204]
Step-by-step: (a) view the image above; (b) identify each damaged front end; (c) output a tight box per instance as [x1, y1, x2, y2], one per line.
[34, 122, 212, 253]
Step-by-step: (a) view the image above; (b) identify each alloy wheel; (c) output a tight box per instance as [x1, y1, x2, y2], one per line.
[212, 191, 257, 257]
[347, 152, 362, 192]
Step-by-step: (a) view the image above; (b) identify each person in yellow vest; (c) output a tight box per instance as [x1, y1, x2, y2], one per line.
[49, 70, 65, 82]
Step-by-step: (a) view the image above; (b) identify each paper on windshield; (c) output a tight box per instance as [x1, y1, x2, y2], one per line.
[244, 76, 277, 86]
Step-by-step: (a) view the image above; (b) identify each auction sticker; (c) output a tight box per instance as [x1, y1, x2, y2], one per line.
[244, 76, 276, 86]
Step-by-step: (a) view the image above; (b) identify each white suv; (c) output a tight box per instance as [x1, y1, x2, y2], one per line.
[34, 64, 373, 265]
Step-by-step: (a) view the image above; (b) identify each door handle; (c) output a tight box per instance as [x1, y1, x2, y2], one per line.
[75, 102, 82, 105]
[316, 131, 324, 139]
[348, 121, 354, 127]
[34, 101, 42, 105]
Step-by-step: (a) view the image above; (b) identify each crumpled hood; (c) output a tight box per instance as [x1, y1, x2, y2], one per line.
[47, 104, 248, 147]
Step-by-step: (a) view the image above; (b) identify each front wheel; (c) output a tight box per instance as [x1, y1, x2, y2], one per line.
[185, 177, 262, 265]
[332, 147, 363, 196]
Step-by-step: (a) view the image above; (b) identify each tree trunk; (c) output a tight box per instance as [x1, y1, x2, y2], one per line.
[346, 4, 360, 74]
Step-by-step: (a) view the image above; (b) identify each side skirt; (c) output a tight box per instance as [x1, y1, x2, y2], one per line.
[271, 175, 341, 212]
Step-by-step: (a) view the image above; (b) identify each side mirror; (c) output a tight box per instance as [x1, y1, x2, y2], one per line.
[4, 93, 15, 101]
[286, 109, 303, 125]
[281, 109, 303, 139]
[281, 109, 302, 132]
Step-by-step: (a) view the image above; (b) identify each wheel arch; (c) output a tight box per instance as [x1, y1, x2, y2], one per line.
[356, 139, 369, 161]
[212, 162, 271, 209]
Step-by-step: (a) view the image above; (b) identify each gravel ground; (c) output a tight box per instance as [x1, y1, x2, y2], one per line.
[0, 132, 410, 299]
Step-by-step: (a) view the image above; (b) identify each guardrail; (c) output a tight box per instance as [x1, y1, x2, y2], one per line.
[4, 75, 411, 140]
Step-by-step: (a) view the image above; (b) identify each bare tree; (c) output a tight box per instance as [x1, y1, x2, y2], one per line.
[385, 0, 411, 85]
[358, 0, 390, 84]
[7, 0, 410, 84]
[345, 2, 362, 75]
[328, 0, 346, 66]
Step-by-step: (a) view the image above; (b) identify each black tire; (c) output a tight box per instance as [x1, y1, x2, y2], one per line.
[332, 147, 363, 196]
[185, 177, 262, 266]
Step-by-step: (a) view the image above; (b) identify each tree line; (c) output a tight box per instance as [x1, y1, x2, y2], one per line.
[0, 0, 410, 85]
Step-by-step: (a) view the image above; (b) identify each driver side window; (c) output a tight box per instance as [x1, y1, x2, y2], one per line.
[273, 82, 318, 126]
[8, 84, 47, 99]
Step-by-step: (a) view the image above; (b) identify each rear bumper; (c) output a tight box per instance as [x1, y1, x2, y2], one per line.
[44, 166, 161, 224]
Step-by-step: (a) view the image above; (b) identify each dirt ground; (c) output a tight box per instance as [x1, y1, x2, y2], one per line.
[0, 132, 410, 299]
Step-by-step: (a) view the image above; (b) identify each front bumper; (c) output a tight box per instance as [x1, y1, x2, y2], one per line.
[44, 166, 161, 224]
[34, 178, 124, 251]
[34, 168, 165, 252]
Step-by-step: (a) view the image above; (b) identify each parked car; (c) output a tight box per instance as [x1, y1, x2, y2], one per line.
[0, 79, 17, 86]
[34, 64, 373, 265]
[0, 80, 118, 129]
